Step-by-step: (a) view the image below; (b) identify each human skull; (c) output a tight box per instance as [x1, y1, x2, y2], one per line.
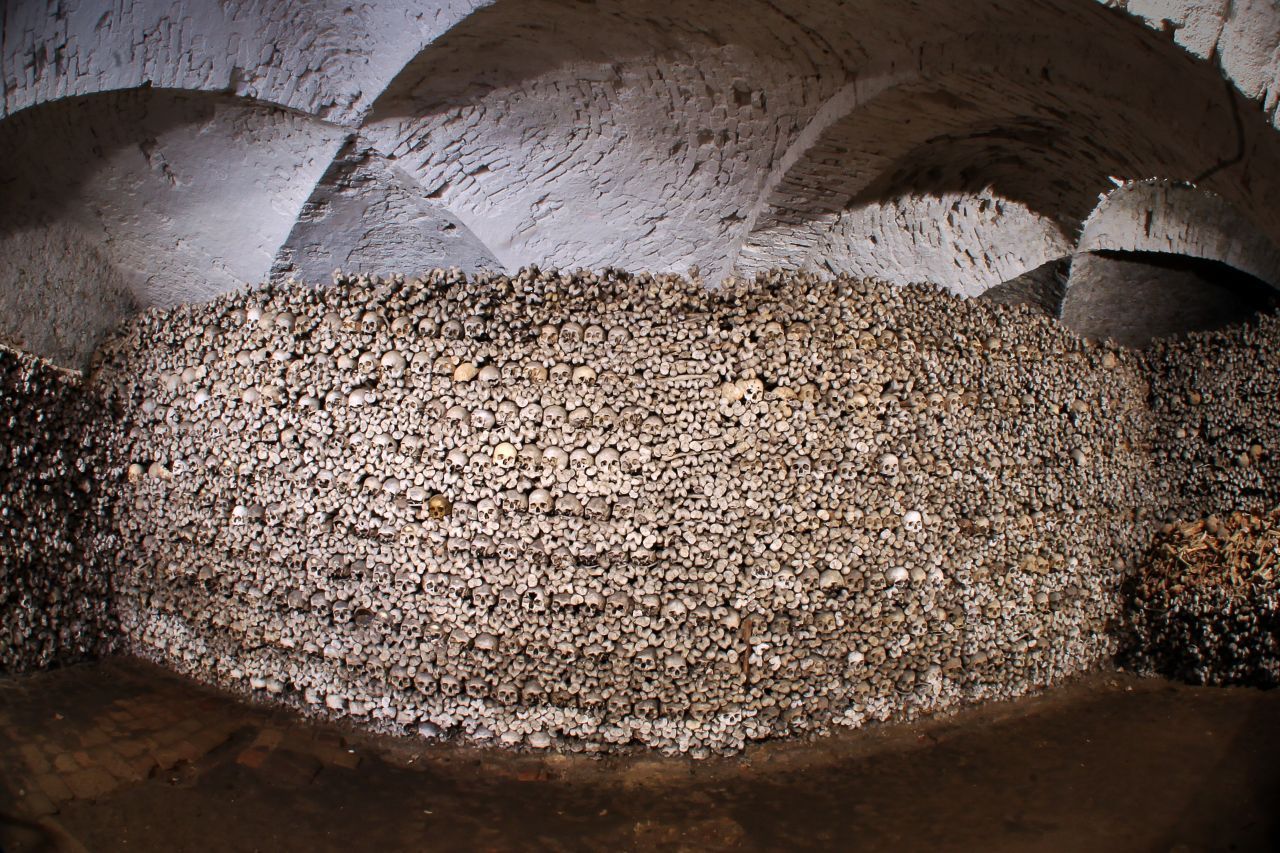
[471, 408, 496, 430]
[543, 446, 569, 471]
[595, 447, 621, 474]
[572, 365, 597, 388]
[463, 314, 485, 338]
[528, 488, 553, 514]
[902, 509, 924, 534]
[569, 448, 594, 471]
[879, 453, 900, 477]
[453, 361, 478, 383]
[446, 449, 469, 472]
[441, 319, 463, 339]
[620, 450, 644, 475]
[555, 494, 582, 516]
[613, 496, 636, 519]
[360, 311, 384, 334]
[585, 496, 611, 521]
[380, 350, 406, 378]
[559, 322, 583, 352]
[493, 442, 518, 469]
[495, 400, 519, 427]
[594, 406, 618, 431]
[543, 406, 567, 430]
[518, 445, 544, 476]
[526, 364, 549, 384]
[550, 362, 571, 386]
[427, 494, 452, 519]
[568, 407, 592, 429]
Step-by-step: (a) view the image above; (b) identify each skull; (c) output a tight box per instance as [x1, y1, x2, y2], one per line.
[380, 350, 406, 378]
[529, 488, 553, 514]
[569, 448, 594, 471]
[495, 683, 519, 705]
[550, 362, 572, 386]
[902, 509, 924, 534]
[620, 450, 644, 475]
[572, 365, 597, 388]
[518, 446, 543, 475]
[606, 325, 630, 349]
[470, 450, 491, 475]
[607, 591, 632, 616]
[473, 584, 497, 609]
[664, 654, 688, 677]
[558, 322, 583, 352]
[360, 311, 384, 334]
[493, 442, 518, 469]
[789, 455, 813, 477]
[446, 449, 469, 472]
[441, 319, 463, 339]
[568, 407, 592, 429]
[445, 405, 470, 431]
[439, 674, 462, 697]
[427, 494, 452, 519]
[543, 406, 567, 430]
[471, 408, 496, 430]
[520, 402, 543, 426]
[879, 453, 900, 477]
[526, 364, 549, 384]
[585, 496, 610, 521]
[477, 498, 498, 522]
[406, 485, 428, 509]
[739, 376, 765, 402]
[495, 400, 519, 427]
[463, 314, 485, 338]
[594, 406, 618, 431]
[555, 494, 582, 516]
[453, 361, 478, 383]
[522, 587, 548, 612]
[620, 406, 645, 429]
[595, 447, 620, 474]
[613, 496, 636, 519]
[538, 324, 558, 346]
[543, 445, 568, 471]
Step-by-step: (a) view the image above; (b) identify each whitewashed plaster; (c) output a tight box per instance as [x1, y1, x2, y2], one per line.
[1077, 180, 1280, 288]
[271, 140, 502, 284]
[2, 0, 1280, 365]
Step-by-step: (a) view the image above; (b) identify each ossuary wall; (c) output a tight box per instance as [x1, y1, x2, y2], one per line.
[62, 269, 1277, 754]
[0, 346, 116, 673]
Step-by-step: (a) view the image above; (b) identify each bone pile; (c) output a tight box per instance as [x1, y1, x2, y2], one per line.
[79, 268, 1279, 754]
[1121, 508, 1280, 687]
[0, 345, 115, 672]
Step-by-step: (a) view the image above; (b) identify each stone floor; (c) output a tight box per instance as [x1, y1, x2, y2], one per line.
[1, 659, 1278, 851]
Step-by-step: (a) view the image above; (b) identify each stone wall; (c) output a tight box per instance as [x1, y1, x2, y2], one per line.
[0, 346, 115, 673]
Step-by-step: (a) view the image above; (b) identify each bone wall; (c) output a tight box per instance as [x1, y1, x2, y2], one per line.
[75, 269, 1280, 755]
[0, 346, 115, 673]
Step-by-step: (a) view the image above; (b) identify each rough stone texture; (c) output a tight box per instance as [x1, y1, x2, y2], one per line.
[736, 191, 1072, 296]
[271, 140, 502, 284]
[1060, 251, 1277, 346]
[0, 89, 345, 366]
[1077, 181, 1280, 289]
[0, 346, 115, 673]
[4, 0, 1280, 366]
[0, 0, 487, 124]
[0, 220, 139, 369]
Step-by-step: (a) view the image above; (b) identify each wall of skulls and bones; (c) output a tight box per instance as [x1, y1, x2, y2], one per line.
[2, 267, 1278, 754]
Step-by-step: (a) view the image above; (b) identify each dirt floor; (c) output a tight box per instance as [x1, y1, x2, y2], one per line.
[0, 658, 1278, 852]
